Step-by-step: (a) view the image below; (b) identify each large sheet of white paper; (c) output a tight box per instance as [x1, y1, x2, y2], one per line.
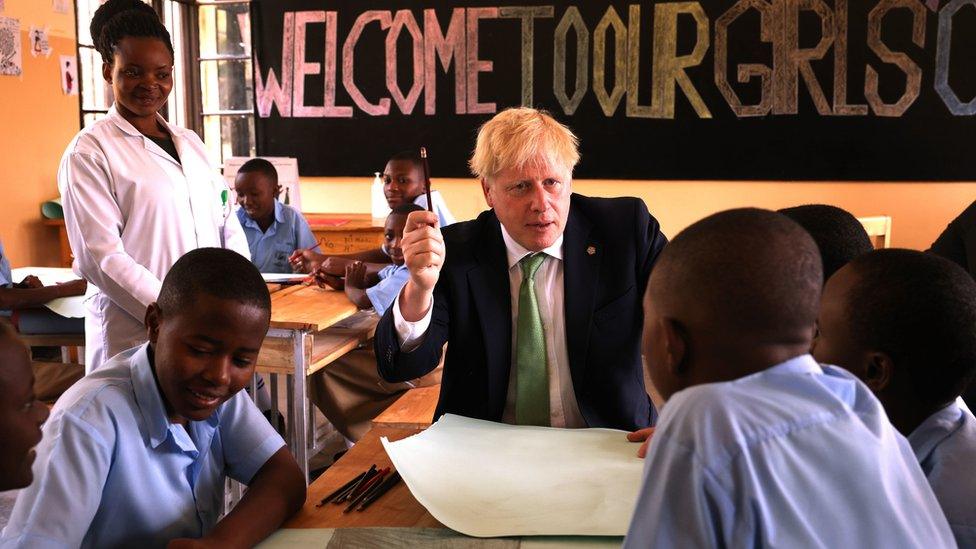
[381, 414, 644, 538]
[11, 267, 85, 318]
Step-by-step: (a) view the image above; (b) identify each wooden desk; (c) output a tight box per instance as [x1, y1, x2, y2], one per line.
[305, 213, 384, 254]
[255, 284, 361, 482]
[372, 385, 439, 430]
[285, 426, 442, 529]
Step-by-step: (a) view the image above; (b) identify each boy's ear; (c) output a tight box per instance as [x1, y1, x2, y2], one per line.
[274, 184, 282, 198]
[145, 303, 162, 345]
[661, 317, 688, 377]
[101, 61, 112, 84]
[863, 351, 894, 393]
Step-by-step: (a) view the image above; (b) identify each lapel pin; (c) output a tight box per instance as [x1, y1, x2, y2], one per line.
[586, 245, 596, 256]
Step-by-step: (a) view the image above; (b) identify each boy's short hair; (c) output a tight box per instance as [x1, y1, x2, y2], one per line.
[387, 150, 424, 171]
[779, 204, 874, 281]
[237, 158, 279, 186]
[653, 208, 822, 335]
[469, 108, 579, 181]
[391, 203, 424, 217]
[157, 248, 271, 316]
[843, 249, 976, 407]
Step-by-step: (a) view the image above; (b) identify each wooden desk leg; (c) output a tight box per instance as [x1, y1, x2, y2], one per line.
[289, 330, 311, 485]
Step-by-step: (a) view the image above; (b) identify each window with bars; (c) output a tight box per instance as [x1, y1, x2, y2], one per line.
[73, 0, 256, 166]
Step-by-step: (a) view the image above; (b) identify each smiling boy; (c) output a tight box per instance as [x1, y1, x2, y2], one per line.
[1, 248, 305, 548]
[0, 324, 49, 492]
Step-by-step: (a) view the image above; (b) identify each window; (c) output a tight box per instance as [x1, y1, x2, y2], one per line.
[73, 0, 256, 166]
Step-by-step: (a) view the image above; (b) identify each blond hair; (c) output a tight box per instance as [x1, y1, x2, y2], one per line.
[469, 108, 580, 181]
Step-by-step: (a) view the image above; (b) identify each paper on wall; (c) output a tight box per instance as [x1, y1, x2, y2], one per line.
[28, 25, 51, 58]
[381, 414, 645, 538]
[59, 54, 76, 95]
[11, 267, 86, 319]
[52, 0, 71, 14]
[0, 17, 22, 76]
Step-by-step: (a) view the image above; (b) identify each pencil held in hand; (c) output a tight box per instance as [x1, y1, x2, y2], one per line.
[420, 147, 433, 214]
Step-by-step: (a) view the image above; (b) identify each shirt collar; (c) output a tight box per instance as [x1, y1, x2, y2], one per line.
[238, 200, 284, 232]
[765, 354, 822, 377]
[130, 343, 172, 449]
[908, 401, 966, 463]
[107, 103, 180, 139]
[499, 224, 564, 270]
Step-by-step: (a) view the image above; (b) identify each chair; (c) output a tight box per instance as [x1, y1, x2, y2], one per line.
[857, 215, 892, 249]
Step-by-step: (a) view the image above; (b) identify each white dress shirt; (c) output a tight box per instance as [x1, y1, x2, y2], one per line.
[58, 105, 250, 371]
[393, 225, 586, 428]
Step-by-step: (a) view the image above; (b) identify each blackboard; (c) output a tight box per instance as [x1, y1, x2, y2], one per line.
[251, 0, 976, 180]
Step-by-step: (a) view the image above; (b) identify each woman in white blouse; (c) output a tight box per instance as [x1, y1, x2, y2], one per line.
[58, 0, 249, 371]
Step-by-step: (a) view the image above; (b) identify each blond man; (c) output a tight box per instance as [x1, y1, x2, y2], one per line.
[374, 108, 668, 430]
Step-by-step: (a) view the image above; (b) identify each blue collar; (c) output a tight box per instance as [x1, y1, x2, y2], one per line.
[764, 354, 822, 376]
[130, 343, 219, 451]
[908, 402, 966, 463]
[239, 200, 284, 232]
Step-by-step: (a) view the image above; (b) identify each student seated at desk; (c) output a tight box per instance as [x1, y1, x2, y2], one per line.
[623, 209, 954, 548]
[778, 203, 874, 281]
[814, 249, 976, 547]
[306, 203, 440, 443]
[0, 323, 49, 492]
[314, 203, 421, 316]
[1, 248, 305, 548]
[235, 158, 316, 273]
[290, 150, 456, 274]
[0, 238, 86, 332]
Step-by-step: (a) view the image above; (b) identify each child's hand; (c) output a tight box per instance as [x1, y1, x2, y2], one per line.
[17, 275, 43, 289]
[288, 249, 326, 273]
[55, 279, 87, 297]
[313, 268, 343, 290]
[627, 427, 656, 458]
[344, 261, 367, 289]
[320, 257, 351, 276]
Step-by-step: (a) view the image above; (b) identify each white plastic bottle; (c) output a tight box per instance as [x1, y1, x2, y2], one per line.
[371, 172, 390, 220]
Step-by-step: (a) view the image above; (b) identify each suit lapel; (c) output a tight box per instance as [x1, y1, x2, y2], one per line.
[563, 198, 600, 392]
[466, 213, 513, 415]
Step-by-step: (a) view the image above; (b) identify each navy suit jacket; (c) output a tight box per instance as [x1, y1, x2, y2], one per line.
[374, 194, 668, 430]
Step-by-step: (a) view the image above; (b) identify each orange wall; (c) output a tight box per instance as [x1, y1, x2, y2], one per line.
[300, 177, 975, 250]
[0, 0, 78, 267]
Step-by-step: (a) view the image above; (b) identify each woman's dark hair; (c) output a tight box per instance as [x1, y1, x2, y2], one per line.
[90, 0, 174, 64]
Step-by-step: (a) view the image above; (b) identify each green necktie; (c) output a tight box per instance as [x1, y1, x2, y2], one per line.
[515, 252, 550, 426]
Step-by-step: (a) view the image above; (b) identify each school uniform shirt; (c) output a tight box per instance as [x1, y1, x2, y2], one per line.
[623, 355, 956, 548]
[365, 263, 409, 316]
[909, 401, 976, 547]
[0, 343, 284, 549]
[237, 200, 317, 273]
[0, 238, 11, 288]
[58, 105, 250, 372]
[413, 190, 456, 228]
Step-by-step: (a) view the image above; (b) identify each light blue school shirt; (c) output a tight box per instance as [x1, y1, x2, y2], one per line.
[623, 355, 956, 549]
[909, 401, 976, 547]
[0, 239, 11, 287]
[413, 190, 455, 228]
[365, 263, 409, 316]
[237, 200, 316, 273]
[0, 343, 285, 549]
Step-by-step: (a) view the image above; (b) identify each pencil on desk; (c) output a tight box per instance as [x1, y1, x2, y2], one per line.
[316, 471, 366, 507]
[344, 468, 389, 513]
[357, 471, 402, 511]
[335, 464, 376, 504]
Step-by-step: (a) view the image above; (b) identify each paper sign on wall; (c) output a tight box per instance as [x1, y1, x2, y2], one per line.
[52, 0, 71, 14]
[0, 17, 22, 76]
[60, 55, 77, 95]
[28, 25, 51, 58]
[0, 1, 5, 13]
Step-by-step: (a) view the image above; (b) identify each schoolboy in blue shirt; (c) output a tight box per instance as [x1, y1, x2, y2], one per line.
[316, 203, 421, 316]
[1, 248, 305, 548]
[814, 249, 976, 547]
[779, 203, 874, 281]
[235, 158, 316, 273]
[624, 209, 954, 548]
[0, 323, 49, 492]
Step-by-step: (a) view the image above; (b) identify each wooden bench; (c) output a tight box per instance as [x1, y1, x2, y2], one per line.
[371, 385, 440, 430]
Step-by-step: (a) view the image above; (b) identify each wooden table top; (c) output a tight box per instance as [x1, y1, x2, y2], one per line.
[284, 426, 443, 529]
[269, 284, 358, 332]
[372, 386, 439, 430]
[304, 213, 385, 232]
